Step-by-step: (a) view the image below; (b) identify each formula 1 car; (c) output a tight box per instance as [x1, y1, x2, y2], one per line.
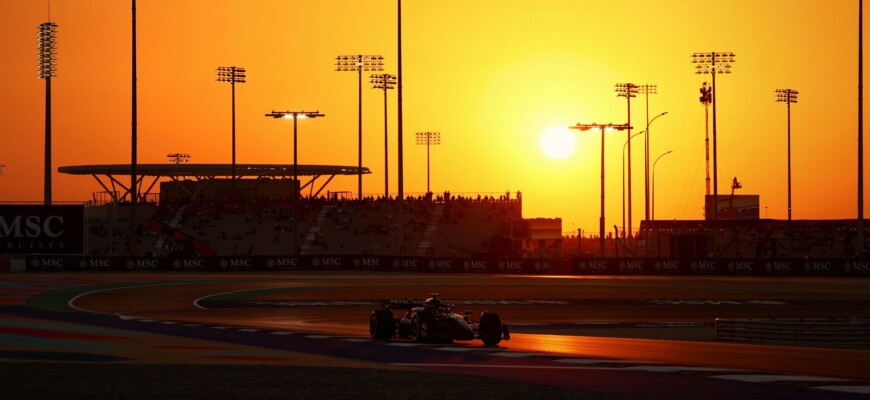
[369, 293, 509, 345]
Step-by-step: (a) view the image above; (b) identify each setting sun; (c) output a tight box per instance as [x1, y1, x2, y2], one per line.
[540, 126, 576, 159]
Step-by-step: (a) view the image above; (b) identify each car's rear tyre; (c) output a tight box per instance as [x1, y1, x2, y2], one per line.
[479, 311, 502, 346]
[408, 314, 429, 343]
[370, 310, 394, 340]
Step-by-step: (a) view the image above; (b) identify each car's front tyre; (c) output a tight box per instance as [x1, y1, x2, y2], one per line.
[370, 310, 394, 340]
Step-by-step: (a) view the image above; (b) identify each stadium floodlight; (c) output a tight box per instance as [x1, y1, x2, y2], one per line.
[266, 110, 325, 255]
[569, 122, 632, 258]
[637, 84, 658, 222]
[652, 150, 674, 221]
[38, 22, 58, 206]
[776, 88, 799, 221]
[372, 73, 397, 198]
[336, 54, 385, 199]
[615, 83, 639, 238]
[415, 132, 441, 194]
[691, 51, 736, 220]
[217, 66, 246, 188]
[0, 164, 6, 175]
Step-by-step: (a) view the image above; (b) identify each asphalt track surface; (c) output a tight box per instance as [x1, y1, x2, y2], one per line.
[7, 272, 870, 399]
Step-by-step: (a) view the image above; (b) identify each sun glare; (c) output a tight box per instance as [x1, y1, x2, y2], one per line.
[540, 126, 576, 159]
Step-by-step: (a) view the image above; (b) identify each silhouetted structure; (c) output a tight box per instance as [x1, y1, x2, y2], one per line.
[217, 66, 246, 189]
[336, 55, 384, 199]
[691, 52, 736, 220]
[371, 73, 396, 197]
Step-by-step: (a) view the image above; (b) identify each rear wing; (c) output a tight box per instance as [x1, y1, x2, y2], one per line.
[382, 299, 425, 309]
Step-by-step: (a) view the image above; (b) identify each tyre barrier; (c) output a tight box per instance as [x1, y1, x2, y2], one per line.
[715, 318, 870, 348]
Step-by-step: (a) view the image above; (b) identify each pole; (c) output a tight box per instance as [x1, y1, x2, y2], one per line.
[131, 0, 138, 253]
[711, 54, 718, 220]
[623, 96, 636, 237]
[383, 84, 389, 197]
[397, 0, 404, 201]
[44, 75, 51, 205]
[426, 135, 431, 194]
[859, 0, 865, 252]
[644, 88, 650, 221]
[787, 99, 792, 221]
[293, 115, 298, 254]
[358, 64, 363, 199]
[231, 77, 236, 190]
[599, 127, 606, 258]
[705, 95, 711, 197]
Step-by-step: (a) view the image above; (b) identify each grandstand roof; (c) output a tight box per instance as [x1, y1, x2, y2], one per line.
[59, 164, 371, 204]
[58, 163, 370, 177]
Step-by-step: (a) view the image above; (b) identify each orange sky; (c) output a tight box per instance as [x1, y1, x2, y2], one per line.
[0, 1, 868, 235]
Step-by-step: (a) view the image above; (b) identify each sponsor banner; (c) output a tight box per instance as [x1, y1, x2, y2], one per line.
[572, 259, 615, 274]
[843, 260, 870, 276]
[0, 205, 84, 255]
[493, 259, 555, 274]
[352, 256, 387, 271]
[389, 257, 424, 272]
[262, 256, 303, 271]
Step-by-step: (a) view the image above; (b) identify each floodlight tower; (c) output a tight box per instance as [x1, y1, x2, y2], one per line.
[691, 52, 735, 220]
[371, 73, 397, 197]
[638, 84, 657, 221]
[0, 164, 6, 175]
[615, 83, 638, 237]
[217, 66, 246, 189]
[415, 132, 440, 194]
[776, 89, 798, 221]
[336, 55, 384, 199]
[569, 123, 632, 257]
[266, 110, 325, 255]
[699, 82, 712, 198]
[38, 22, 57, 206]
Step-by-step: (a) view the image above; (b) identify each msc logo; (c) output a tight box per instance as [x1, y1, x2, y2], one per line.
[30, 257, 63, 269]
[173, 259, 205, 270]
[655, 260, 679, 272]
[126, 259, 159, 270]
[691, 261, 716, 272]
[313, 257, 341, 268]
[270, 258, 299, 268]
[355, 258, 380, 268]
[728, 261, 755, 273]
[577, 260, 608, 273]
[79, 258, 112, 270]
[464, 260, 488, 272]
[534, 261, 550, 272]
[765, 261, 792, 273]
[498, 261, 523, 272]
[220, 258, 252, 269]
[845, 262, 870, 273]
[619, 261, 643, 272]
[0, 215, 64, 238]
[803, 261, 832, 273]
[429, 260, 453, 271]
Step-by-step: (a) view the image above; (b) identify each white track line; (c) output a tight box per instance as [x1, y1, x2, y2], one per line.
[712, 375, 848, 383]
[625, 366, 746, 373]
[813, 386, 870, 394]
[392, 363, 617, 371]
[555, 358, 660, 365]
[69, 282, 201, 314]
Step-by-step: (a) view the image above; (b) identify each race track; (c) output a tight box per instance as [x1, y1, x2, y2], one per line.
[3, 272, 870, 399]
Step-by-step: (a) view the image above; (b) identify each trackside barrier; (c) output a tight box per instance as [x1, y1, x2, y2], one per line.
[20, 255, 566, 274]
[16, 256, 870, 275]
[715, 318, 870, 348]
[570, 258, 870, 276]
